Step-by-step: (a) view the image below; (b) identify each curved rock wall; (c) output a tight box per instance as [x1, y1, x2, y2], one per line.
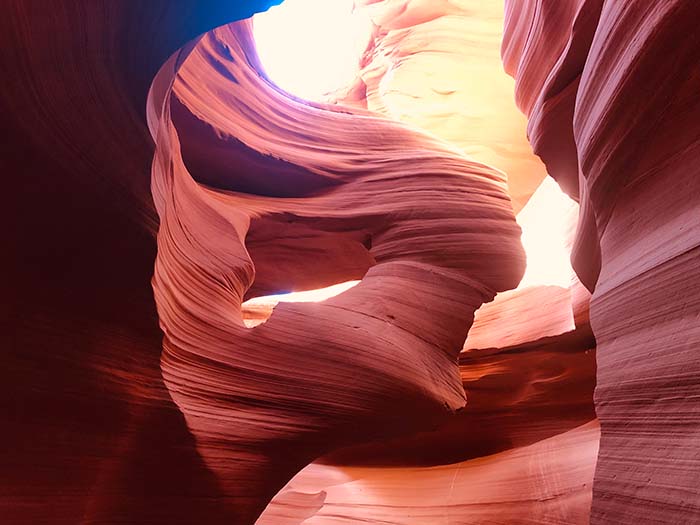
[503, 0, 700, 522]
[2, 2, 283, 524]
[10, 0, 696, 523]
[4, 0, 600, 522]
[239, 2, 598, 520]
[150, 19, 525, 523]
[260, 421, 600, 524]
[331, 0, 548, 212]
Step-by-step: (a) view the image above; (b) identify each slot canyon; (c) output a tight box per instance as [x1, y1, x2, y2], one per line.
[3, 1, 699, 524]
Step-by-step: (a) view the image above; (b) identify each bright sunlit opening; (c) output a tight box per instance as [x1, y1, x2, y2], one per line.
[244, 280, 360, 307]
[253, 0, 372, 101]
[241, 280, 361, 327]
[517, 177, 579, 289]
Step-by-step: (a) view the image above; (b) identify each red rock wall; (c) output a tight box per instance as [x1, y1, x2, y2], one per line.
[260, 421, 600, 524]
[503, 0, 700, 522]
[16, 0, 699, 522]
[2, 2, 283, 523]
[149, 19, 525, 522]
[4, 0, 600, 522]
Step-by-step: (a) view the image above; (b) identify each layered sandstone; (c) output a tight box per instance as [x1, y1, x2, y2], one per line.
[503, 0, 700, 522]
[150, 18, 526, 522]
[6, 0, 697, 523]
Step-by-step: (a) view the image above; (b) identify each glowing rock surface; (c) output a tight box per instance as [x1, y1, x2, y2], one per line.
[4, 0, 699, 523]
[503, 0, 700, 522]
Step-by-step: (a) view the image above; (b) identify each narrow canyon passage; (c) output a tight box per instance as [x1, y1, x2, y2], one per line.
[150, 18, 527, 524]
[4, 1, 699, 524]
[149, 2, 597, 523]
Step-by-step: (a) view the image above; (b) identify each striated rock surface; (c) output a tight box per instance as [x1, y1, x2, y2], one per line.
[4, 0, 601, 523]
[150, 19, 525, 522]
[503, 0, 700, 522]
[329, 0, 548, 212]
[12, 0, 699, 523]
[259, 420, 600, 524]
[4, 0, 602, 523]
[2, 2, 284, 524]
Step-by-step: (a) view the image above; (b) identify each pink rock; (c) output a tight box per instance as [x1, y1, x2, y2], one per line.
[503, 0, 700, 521]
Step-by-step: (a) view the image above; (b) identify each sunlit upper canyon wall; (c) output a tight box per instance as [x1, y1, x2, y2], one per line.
[3, 1, 699, 525]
